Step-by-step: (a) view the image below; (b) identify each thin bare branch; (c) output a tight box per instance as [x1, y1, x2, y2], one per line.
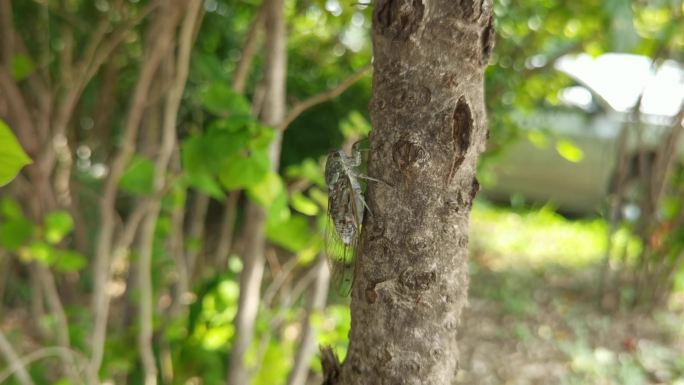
[186, 193, 210, 280]
[0, 68, 39, 155]
[228, 0, 287, 381]
[0, 346, 88, 385]
[137, 3, 202, 384]
[287, 256, 330, 385]
[211, 1, 268, 273]
[213, 191, 239, 271]
[89, 5, 182, 381]
[278, 65, 371, 131]
[44, 0, 164, 174]
[252, 260, 321, 378]
[0, 0, 14, 65]
[232, 3, 266, 93]
[36, 266, 83, 385]
[0, 330, 35, 385]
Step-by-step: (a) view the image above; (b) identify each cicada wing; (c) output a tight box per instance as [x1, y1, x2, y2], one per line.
[324, 213, 356, 296]
[325, 175, 363, 297]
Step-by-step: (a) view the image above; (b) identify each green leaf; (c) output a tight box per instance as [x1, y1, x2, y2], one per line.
[527, 131, 549, 149]
[296, 238, 322, 265]
[250, 123, 275, 151]
[44, 211, 74, 244]
[10, 54, 35, 81]
[217, 280, 240, 303]
[209, 116, 254, 134]
[53, 249, 87, 272]
[266, 215, 312, 252]
[219, 150, 270, 190]
[27, 241, 54, 265]
[253, 342, 293, 385]
[120, 156, 154, 195]
[285, 159, 326, 188]
[246, 172, 284, 208]
[228, 255, 243, 273]
[0, 217, 33, 251]
[291, 191, 319, 216]
[0, 120, 32, 187]
[0, 197, 24, 219]
[308, 187, 328, 208]
[182, 127, 250, 175]
[555, 139, 584, 163]
[267, 192, 291, 227]
[183, 172, 224, 200]
[200, 84, 251, 117]
[192, 53, 226, 82]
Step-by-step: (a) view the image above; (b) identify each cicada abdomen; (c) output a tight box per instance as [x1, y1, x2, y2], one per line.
[324, 147, 366, 296]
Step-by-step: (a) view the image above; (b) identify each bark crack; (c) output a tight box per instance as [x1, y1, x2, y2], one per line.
[445, 97, 473, 186]
[480, 15, 496, 66]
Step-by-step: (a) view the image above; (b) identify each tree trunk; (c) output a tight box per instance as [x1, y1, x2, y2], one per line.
[227, 0, 287, 383]
[337, 1, 494, 384]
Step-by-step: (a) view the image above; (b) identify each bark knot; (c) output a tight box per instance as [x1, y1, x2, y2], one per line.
[393, 138, 428, 172]
[399, 269, 437, 291]
[373, 0, 425, 41]
[365, 282, 380, 304]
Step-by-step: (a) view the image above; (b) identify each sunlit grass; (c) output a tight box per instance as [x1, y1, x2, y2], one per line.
[469, 200, 641, 270]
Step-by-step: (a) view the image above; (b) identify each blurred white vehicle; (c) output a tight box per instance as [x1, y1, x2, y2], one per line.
[484, 53, 684, 214]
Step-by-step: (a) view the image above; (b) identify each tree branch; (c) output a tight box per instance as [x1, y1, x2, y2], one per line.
[232, 2, 266, 93]
[0, 346, 88, 385]
[0, 330, 35, 385]
[287, 256, 330, 385]
[36, 266, 83, 385]
[0, 0, 14, 65]
[212, 0, 269, 274]
[227, 0, 287, 381]
[137, 3, 202, 384]
[88, 4, 182, 381]
[0, 67, 39, 155]
[278, 65, 371, 131]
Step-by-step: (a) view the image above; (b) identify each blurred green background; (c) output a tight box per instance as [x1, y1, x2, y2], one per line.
[1, 0, 684, 384]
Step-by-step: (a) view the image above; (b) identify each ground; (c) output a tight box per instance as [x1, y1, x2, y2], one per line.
[455, 202, 684, 385]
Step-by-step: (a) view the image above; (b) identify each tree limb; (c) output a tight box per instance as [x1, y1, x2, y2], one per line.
[88, 4, 182, 381]
[137, 2, 202, 384]
[36, 266, 83, 385]
[0, 0, 14, 65]
[0, 330, 35, 385]
[227, 0, 287, 382]
[278, 65, 371, 131]
[232, 2, 266, 93]
[287, 256, 331, 385]
[212, 1, 269, 273]
[0, 346, 88, 385]
[0, 67, 38, 155]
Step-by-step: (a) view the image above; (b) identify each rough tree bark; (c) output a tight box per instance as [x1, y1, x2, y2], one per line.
[336, 1, 494, 384]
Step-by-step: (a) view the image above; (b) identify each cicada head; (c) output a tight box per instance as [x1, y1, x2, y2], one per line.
[325, 151, 344, 187]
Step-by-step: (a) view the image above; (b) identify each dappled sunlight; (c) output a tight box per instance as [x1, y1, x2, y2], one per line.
[470, 201, 642, 270]
[460, 226, 684, 385]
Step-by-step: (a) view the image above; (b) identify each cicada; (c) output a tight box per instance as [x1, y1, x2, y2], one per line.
[324, 141, 369, 296]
